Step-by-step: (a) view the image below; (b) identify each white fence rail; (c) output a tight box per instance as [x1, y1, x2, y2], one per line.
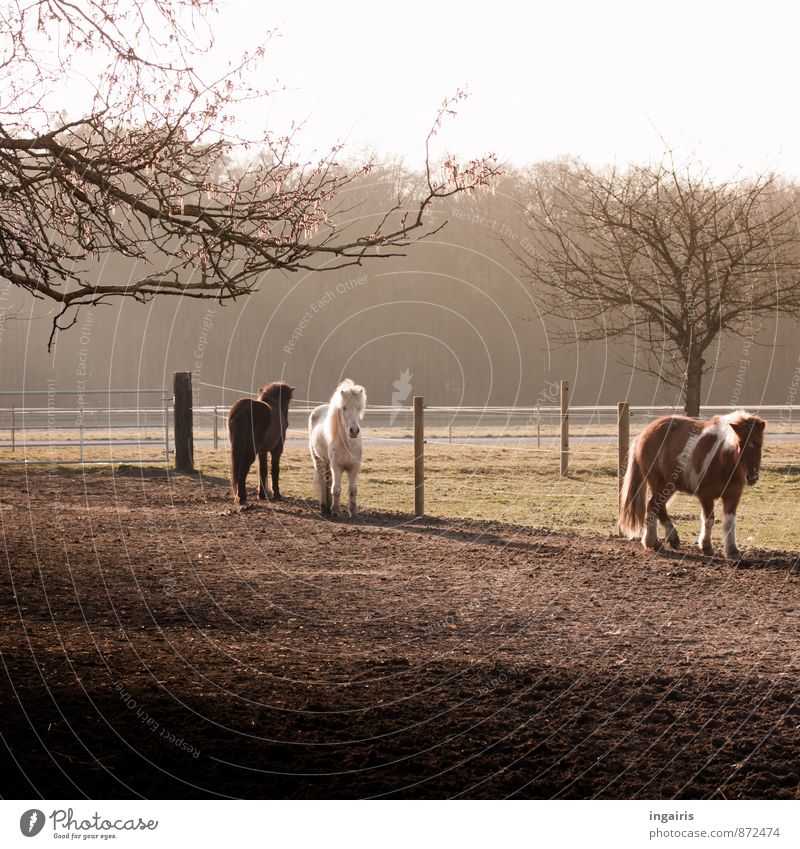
[0, 388, 169, 465]
[3, 387, 800, 465]
[191, 402, 800, 448]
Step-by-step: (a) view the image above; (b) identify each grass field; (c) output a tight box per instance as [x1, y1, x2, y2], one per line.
[4, 437, 800, 552]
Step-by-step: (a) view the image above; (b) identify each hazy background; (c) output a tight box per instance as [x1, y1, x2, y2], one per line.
[2, 0, 798, 409]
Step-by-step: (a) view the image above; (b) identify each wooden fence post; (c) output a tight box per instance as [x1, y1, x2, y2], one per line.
[560, 380, 569, 477]
[617, 401, 630, 490]
[617, 401, 630, 535]
[414, 396, 424, 516]
[173, 372, 194, 472]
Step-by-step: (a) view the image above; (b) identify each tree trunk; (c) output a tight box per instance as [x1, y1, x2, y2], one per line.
[683, 349, 704, 418]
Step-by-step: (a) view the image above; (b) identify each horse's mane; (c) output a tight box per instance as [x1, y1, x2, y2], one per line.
[706, 410, 764, 452]
[258, 382, 295, 413]
[330, 379, 367, 417]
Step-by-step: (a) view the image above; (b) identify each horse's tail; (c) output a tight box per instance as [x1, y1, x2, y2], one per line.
[227, 405, 241, 499]
[619, 441, 646, 538]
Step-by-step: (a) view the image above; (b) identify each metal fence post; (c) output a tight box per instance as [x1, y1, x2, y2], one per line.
[414, 396, 424, 516]
[213, 405, 219, 450]
[10, 406, 14, 452]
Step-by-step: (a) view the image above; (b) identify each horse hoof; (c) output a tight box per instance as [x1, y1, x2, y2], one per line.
[258, 492, 268, 501]
[667, 536, 681, 550]
[726, 549, 743, 562]
[699, 544, 713, 556]
[271, 493, 282, 502]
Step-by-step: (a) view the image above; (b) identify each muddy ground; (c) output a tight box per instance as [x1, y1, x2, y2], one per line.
[0, 468, 798, 799]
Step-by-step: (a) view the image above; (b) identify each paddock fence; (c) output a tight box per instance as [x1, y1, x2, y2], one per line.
[0, 388, 170, 465]
[1, 375, 798, 516]
[190, 402, 800, 447]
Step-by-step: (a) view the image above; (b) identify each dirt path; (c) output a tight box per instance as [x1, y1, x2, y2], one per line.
[1, 469, 799, 799]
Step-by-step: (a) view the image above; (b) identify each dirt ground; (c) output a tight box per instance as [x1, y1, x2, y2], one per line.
[0, 468, 799, 799]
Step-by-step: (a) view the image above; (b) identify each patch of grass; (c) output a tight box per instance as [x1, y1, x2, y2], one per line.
[3, 438, 800, 552]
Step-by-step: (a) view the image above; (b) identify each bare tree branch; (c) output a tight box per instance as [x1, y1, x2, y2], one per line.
[510, 157, 800, 414]
[0, 2, 501, 347]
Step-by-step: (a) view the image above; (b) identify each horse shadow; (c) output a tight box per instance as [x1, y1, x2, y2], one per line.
[243, 498, 576, 556]
[630, 538, 800, 574]
[210, 482, 800, 572]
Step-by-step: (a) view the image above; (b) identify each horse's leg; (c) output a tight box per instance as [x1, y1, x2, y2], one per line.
[233, 443, 254, 504]
[721, 489, 743, 560]
[323, 463, 333, 515]
[236, 456, 251, 504]
[257, 448, 269, 500]
[697, 494, 715, 555]
[312, 456, 330, 515]
[659, 503, 680, 549]
[642, 477, 662, 550]
[270, 449, 283, 501]
[235, 472, 247, 504]
[330, 464, 343, 517]
[348, 467, 359, 517]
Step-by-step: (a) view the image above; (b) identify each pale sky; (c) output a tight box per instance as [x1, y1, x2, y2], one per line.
[206, 0, 800, 178]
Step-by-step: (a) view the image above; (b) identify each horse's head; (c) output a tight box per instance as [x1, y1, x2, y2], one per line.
[334, 379, 367, 439]
[731, 415, 766, 485]
[259, 382, 295, 415]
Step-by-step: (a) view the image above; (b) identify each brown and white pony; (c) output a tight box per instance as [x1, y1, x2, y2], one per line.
[619, 410, 765, 560]
[227, 382, 294, 504]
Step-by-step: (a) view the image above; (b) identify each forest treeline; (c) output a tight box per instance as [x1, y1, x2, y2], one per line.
[2, 160, 798, 410]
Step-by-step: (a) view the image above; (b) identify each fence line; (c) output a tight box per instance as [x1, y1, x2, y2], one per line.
[0, 388, 169, 466]
[2, 372, 799, 486]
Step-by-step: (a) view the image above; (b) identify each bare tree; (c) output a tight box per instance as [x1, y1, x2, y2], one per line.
[0, 1, 499, 346]
[511, 159, 800, 415]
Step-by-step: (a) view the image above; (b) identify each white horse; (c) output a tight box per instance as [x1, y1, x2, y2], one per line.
[309, 379, 367, 517]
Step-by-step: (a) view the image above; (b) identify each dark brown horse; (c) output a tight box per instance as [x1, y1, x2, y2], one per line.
[619, 410, 765, 560]
[227, 382, 294, 504]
